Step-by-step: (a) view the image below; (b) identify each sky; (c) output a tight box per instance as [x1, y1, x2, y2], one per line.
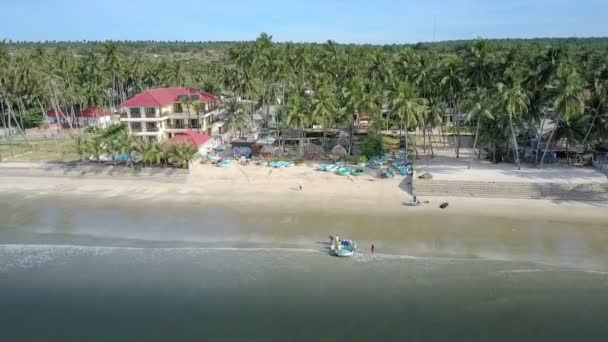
[0, 0, 606, 44]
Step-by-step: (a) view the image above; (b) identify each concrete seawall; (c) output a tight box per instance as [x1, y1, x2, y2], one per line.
[413, 179, 608, 201]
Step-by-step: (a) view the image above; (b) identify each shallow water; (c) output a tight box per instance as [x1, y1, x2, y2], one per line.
[1, 194, 608, 341]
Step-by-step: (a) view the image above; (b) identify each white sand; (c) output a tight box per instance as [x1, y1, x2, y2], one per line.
[0, 161, 607, 224]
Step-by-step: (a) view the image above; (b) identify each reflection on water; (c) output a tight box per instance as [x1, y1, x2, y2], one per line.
[1, 194, 608, 341]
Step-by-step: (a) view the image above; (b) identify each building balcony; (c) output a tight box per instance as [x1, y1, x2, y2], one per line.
[145, 113, 157, 118]
[146, 126, 159, 132]
[130, 113, 142, 118]
[131, 127, 142, 133]
[120, 113, 128, 119]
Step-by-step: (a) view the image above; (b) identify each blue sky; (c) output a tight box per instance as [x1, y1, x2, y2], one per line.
[0, 0, 606, 43]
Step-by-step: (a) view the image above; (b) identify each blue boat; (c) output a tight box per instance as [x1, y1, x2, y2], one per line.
[332, 240, 357, 257]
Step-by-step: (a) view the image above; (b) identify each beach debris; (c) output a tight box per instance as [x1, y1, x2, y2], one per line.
[439, 202, 449, 209]
[418, 172, 433, 180]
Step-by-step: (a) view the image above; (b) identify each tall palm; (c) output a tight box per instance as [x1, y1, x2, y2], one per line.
[440, 58, 466, 158]
[343, 75, 365, 154]
[390, 80, 427, 156]
[168, 144, 198, 169]
[144, 142, 168, 167]
[311, 82, 338, 152]
[224, 99, 248, 137]
[286, 92, 309, 150]
[499, 80, 529, 170]
[179, 94, 193, 123]
[462, 87, 494, 168]
[539, 67, 585, 169]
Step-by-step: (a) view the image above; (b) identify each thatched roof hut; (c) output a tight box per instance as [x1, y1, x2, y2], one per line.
[331, 144, 348, 157]
[305, 144, 323, 159]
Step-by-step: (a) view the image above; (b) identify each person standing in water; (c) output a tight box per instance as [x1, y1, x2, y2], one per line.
[371, 244, 376, 254]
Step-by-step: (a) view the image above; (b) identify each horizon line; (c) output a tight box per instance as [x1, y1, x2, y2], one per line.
[2, 35, 608, 46]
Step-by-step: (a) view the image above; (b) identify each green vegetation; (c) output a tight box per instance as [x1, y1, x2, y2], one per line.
[1, 35, 607, 168]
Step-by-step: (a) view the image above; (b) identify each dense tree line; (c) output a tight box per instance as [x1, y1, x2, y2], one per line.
[1, 34, 607, 168]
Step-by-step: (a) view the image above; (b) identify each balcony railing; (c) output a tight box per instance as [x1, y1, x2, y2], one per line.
[146, 126, 159, 132]
[131, 126, 142, 132]
[145, 113, 157, 118]
[130, 113, 142, 118]
[120, 113, 128, 119]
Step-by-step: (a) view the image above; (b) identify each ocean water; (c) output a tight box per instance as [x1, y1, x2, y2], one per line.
[1, 194, 608, 341]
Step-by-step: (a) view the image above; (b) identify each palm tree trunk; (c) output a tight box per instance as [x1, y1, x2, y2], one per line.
[509, 116, 521, 170]
[428, 127, 434, 158]
[348, 113, 354, 155]
[0, 100, 15, 157]
[454, 99, 461, 158]
[377, 110, 384, 154]
[469, 117, 481, 169]
[404, 120, 409, 155]
[581, 109, 598, 150]
[534, 112, 547, 165]
[539, 113, 562, 169]
[422, 125, 427, 154]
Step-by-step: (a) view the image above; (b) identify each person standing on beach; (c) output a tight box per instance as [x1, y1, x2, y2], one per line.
[371, 244, 375, 254]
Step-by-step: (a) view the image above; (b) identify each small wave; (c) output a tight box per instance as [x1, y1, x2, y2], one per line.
[583, 270, 608, 275]
[497, 269, 546, 274]
[0, 244, 320, 272]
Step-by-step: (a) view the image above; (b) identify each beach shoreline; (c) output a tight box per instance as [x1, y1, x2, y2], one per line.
[1, 162, 607, 224]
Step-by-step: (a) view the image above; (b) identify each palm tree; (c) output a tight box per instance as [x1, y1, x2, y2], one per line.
[359, 80, 383, 154]
[462, 88, 494, 168]
[390, 80, 427, 156]
[499, 79, 529, 170]
[144, 142, 168, 167]
[581, 68, 607, 149]
[224, 99, 248, 138]
[343, 75, 365, 154]
[191, 101, 203, 132]
[311, 81, 338, 152]
[179, 94, 193, 123]
[440, 58, 466, 158]
[86, 136, 104, 162]
[67, 135, 88, 161]
[425, 99, 444, 158]
[168, 143, 198, 169]
[286, 92, 309, 150]
[539, 67, 585, 169]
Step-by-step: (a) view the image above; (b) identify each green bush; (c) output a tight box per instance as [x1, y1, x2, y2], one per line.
[357, 155, 368, 164]
[361, 135, 381, 158]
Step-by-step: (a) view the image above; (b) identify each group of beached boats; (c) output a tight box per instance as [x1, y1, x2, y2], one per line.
[317, 162, 365, 176]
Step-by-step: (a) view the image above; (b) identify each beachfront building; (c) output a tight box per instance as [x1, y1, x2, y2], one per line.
[46, 108, 113, 128]
[119, 87, 222, 142]
[166, 130, 215, 156]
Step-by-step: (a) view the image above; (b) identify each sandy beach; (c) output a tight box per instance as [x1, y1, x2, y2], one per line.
[0, 161, 606, 223]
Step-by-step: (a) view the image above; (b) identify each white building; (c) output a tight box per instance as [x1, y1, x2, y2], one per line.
[119, 87, 223, 142]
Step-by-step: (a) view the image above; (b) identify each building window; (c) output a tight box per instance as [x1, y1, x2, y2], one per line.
[146, 122, 158, 132]
[173, 103, 183, 113]
[131, 122, 142, 132]
[190, 95, 200, 101]
[129, 108, 141, 118]
[145, 107, 156, 117]
[174, 120, 184, 129]
[190, 119, 199, 128]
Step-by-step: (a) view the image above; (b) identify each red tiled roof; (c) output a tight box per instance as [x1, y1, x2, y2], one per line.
[79, 108, 111, 117]
[120, 87, 218, 108]
[167, 130, 213, 147]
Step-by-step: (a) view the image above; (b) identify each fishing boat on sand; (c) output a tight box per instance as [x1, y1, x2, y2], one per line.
[330, 236, 357, 257]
